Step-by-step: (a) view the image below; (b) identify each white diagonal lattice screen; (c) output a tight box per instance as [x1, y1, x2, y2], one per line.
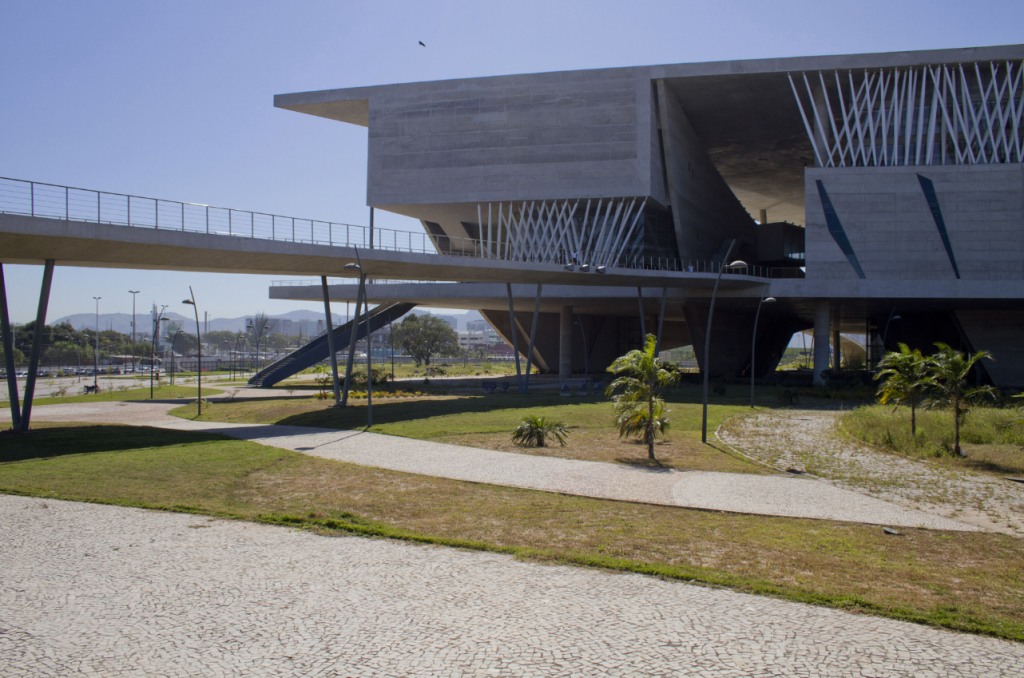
[475, 198, 648, 267]
[789, 61, 1024, 167]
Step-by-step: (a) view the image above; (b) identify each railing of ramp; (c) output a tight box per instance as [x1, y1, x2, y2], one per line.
[0, 177, 803, 279]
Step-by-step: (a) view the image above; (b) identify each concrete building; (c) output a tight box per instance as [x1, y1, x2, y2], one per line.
[273, 44, 1024, 386]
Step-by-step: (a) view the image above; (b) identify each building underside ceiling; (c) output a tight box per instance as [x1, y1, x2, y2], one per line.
[662, 72, 814, 226]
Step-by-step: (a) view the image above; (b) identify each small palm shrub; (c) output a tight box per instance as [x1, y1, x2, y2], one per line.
[615, 398, 671, 441]
[511, 415, 568, 448]
[605, 334, 680, 459]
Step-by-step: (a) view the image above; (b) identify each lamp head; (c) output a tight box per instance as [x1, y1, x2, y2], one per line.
[564, 264, 576, 272]
[727, 260, 748, 267]
[579, 264, 590, 272]
[764, 297, 777, 303]
[182, 299, 195, 305]
[595, 266, 606, 274]
[344, 263, 361, 270]
[892, 315, 901, 320]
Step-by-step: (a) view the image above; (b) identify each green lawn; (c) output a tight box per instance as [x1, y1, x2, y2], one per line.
[1, 422, 1022, 642]
[169, 385, 769, 473]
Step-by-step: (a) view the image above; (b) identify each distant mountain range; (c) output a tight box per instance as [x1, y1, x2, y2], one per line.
[52, 309, 484, 335]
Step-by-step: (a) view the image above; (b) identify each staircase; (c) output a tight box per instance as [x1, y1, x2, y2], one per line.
[248, 302, 416, 387]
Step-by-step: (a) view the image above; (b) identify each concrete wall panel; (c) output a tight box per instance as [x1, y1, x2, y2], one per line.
[366, 70, 655, 207]
[806, 164, 1024, 283]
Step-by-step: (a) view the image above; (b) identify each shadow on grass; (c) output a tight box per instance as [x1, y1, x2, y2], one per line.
[0, 425, 232, 464]
[960, 455, 1024, 478]
[268, 385, 766, 431]
[274, 391, 581, 429]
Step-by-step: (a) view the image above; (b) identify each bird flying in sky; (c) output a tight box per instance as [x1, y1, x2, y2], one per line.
[418, 41, 426, 47]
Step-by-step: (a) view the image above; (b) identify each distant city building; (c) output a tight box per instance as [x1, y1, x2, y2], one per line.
[457, 329, 499, 351]
[466, 319, 489, 332]
[297, 319, 322, 337]
[277, 319, 294, 337]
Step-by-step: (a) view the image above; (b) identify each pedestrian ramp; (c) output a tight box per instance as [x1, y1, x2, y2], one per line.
[248, 302, 416, 387]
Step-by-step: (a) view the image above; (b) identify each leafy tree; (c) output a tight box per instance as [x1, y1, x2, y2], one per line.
[393, 314, 459, 366]
[927, 343, 997, 457]
[511, 415, 568, 448]
[0, 344, 25, 366]
[875, 343, 931, 435]
[203, 330, 237, 348]
[267, 333, 289, 352]
[605, 334, 680, 460]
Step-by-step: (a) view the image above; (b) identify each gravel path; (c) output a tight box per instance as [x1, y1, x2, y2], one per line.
[19, 401, 976, 531]
[1, 494, 1020, 677]
[720, 409, 1024, 535]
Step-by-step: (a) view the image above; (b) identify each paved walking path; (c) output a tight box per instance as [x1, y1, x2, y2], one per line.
[20, 401, 976, 531]
[1, 494, 1020, 677]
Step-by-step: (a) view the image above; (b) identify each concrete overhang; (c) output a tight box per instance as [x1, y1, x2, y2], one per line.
[0, 213, 762, 290]
[275, 45, 1023, 229]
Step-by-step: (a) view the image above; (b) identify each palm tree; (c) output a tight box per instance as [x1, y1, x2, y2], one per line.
[927, 343, 997, 457]
[605, 334, 680, 459]
[511, 415, 568, 448]
[874, 343, 931, 435]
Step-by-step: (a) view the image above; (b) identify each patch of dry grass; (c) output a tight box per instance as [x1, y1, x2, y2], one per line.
[1, 423, 1023, 641]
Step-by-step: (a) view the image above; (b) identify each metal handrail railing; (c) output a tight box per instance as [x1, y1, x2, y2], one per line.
[0, 177, 803, 279]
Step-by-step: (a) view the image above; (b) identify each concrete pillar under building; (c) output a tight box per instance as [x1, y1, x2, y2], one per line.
[813, 300, 830, 385]
[559, 305, 573, 382]
[833, 325, 841, 371]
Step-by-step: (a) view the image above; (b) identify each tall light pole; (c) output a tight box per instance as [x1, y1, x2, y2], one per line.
[882, 307, 901, 351]
[129, 290, 139, 375]
[167, 325, 184, 385]
[182, 288, 202, 415]
[92, 296, 101, 391]
[701, 240, 742, 444]
[151, 305, 167, 398]
[750, 288, 776, 408]
[574, 316, 588, 389]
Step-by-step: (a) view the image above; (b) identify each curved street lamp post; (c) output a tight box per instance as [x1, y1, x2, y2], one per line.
[92, 296, 101, 392]
[750, 288, 776, 408]
[128, 290, 139, 375]
[182, 287, 202, 415]
[151, 305, 167, 399]
[701, 240, 743, 444]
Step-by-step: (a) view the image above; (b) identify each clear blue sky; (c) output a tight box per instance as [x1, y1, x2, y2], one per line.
[2, 0, 1021, 324]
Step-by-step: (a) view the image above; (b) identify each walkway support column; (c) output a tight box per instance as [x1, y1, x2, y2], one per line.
[523, 283, 543, 394]
[636, 287, 646, 341]
[813, 300, 830, 385]
[1, 264, 21, 429]
[506, 283, 523, 393]
[321, 276, 341, 406]
[20, 260, 55, 431]
[558, 305, 572, 383]
[655, 287, 667, 355]
[342, 273, 365, 406]
[832, 308, 842, 372]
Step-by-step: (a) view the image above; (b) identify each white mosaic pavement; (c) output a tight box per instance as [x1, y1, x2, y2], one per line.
[1, 495, 1021, 677]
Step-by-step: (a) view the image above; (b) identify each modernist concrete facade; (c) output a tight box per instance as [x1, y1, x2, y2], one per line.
[274, 44, 1024, 387]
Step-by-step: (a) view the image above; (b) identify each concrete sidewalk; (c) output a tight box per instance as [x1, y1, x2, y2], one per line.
[22, 401, 977, 531]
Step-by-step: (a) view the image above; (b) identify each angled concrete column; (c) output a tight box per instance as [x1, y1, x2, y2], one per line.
[813, 300, 831, 385]
[559, 305, 573, 382]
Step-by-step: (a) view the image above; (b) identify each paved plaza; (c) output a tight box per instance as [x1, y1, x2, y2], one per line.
[2, 494, 1022, 677]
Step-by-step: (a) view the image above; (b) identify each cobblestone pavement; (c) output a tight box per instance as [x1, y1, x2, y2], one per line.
[1, 495, 1021, 677]
[20, 401, 974, 531]
[720, 410, 1024, 535]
